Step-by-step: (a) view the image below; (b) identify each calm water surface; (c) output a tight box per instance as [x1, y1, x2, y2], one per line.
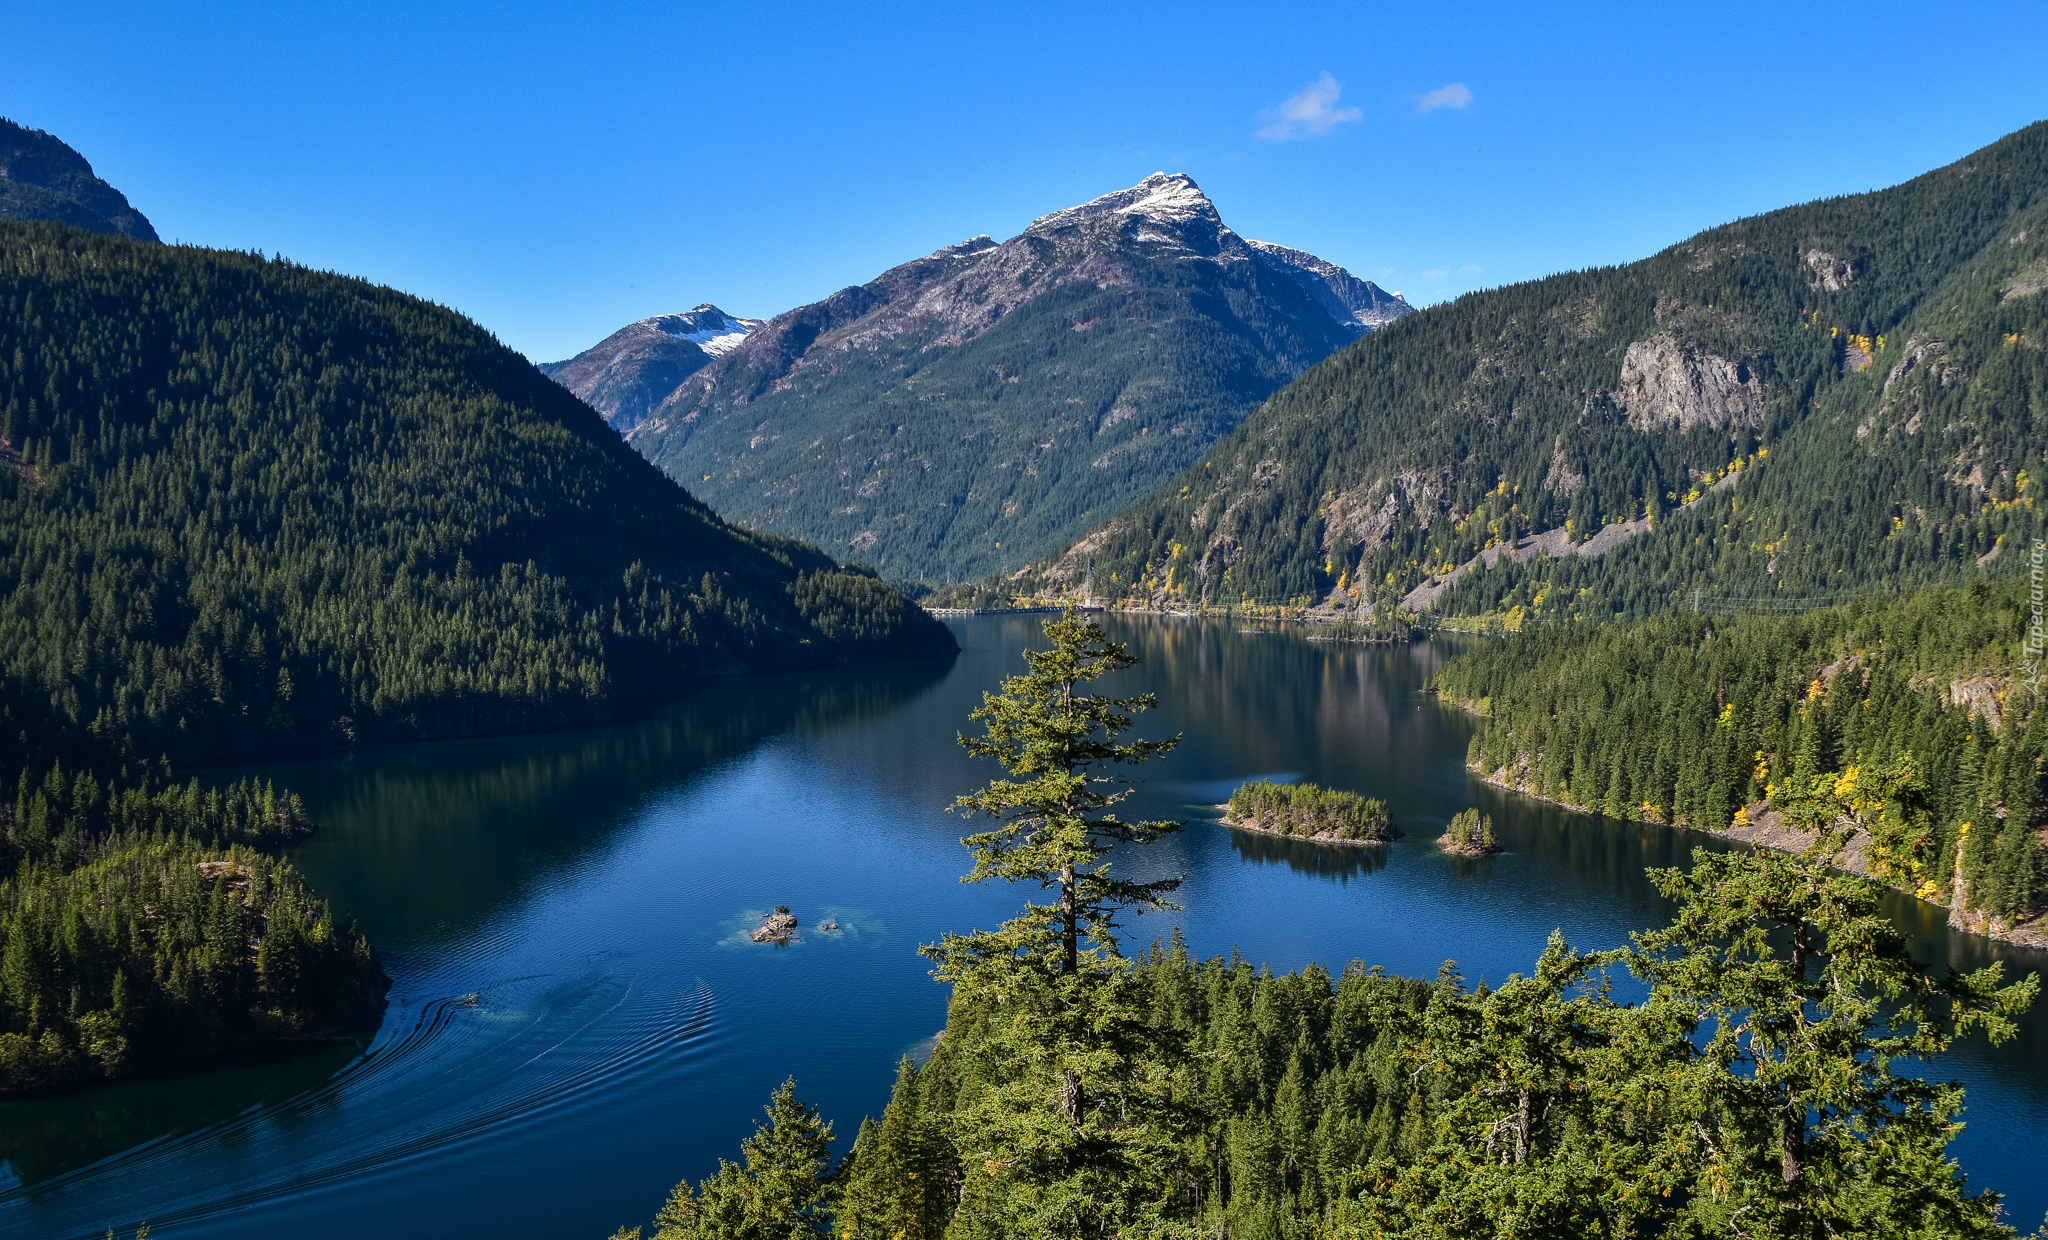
[5, 616, 2045, 1237]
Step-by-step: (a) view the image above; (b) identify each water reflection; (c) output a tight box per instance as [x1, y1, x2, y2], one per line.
[0, 1036, 370, 1191]
[274, 660, 955, 947]
[1223, 826, 1394, 881]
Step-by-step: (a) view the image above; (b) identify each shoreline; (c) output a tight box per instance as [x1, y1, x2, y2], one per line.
[1468, 765, 2048, 951]
[1438, 839, 1501, 859]
[1216, 806, 1399, 848]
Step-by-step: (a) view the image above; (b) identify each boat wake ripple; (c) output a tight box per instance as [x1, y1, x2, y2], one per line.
[2, 971, 719, 1240]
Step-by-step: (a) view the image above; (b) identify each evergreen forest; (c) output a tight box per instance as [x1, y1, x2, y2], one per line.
[0, 755, 386, 1092]
[1436, 580, 2045, 927]
[0, 220, 955, 769]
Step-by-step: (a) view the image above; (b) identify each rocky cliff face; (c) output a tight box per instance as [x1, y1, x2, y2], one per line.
[1611, 333, 1767, 433]
[580, 173, 1404, 580]
[0, 119, 158, 242]
[540, 305, 762, 432]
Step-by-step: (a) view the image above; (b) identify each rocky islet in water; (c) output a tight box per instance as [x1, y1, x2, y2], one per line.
[746, 907, 847, 943]
[751, 906, 800, 944]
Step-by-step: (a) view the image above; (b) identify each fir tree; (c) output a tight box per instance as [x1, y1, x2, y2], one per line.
[1626, 757, 2038, 1238]
[921, 606, 1193, 1239]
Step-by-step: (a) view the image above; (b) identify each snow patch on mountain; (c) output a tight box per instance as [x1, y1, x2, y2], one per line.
[650, 304, 764, 356]
[1028, 172, 1223, 233]
[927, 235, 999, 261]
[679, 326, 753, 356]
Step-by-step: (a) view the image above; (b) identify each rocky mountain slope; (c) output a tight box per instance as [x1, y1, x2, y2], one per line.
[0, 119, 159, 241]
[540, 304, 762, 432]
[1025, 123, 2046, 622]
[552, 174, 1409, 580]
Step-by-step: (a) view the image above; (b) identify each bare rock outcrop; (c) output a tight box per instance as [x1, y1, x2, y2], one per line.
[1883, 338, 1956, 396]
[1611, 333, 1766, 433]
[1944, 674, 2007, 732]
[1998, 258, 2046, 301]
[1803, 248, 1857, 291]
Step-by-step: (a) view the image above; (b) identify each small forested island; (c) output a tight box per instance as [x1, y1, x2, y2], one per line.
[1223, 779, 1395, 843]
[1438, 807, 1500, 856]
[0, 765, 388, 1093]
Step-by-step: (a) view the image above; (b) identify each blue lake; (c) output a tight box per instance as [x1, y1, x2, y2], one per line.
[4, 614, 2043, 1237]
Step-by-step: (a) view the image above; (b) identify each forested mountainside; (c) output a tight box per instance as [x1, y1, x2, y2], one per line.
[0, 220, 954, 769]
[600, 174, 1410, 582]
[540, 305, 762, 433]
[1437, 581, 2045, 931]
[1023, 123, 2046, 618]
[0, 119, 158, 242]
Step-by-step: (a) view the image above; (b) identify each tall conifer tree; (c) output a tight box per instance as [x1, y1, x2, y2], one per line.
[922, 607, 1193, 1239]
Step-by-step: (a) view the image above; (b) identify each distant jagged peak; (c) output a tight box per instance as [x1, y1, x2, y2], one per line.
[643, 304, 764, 357]
[1244, 239, 1342, 278]
[927, 235, 998, 260]
[1029, 172, 1222, 233]
[1244, 238, 1414, 333]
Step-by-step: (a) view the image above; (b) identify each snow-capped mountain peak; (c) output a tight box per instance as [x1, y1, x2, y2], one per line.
[647, 304, 763, 358]
[538, 304, 765, 432]
[1027, 172, 1222, 233]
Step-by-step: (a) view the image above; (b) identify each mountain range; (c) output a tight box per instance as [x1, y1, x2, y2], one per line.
[0, 118, 159, 241]
[1022, 123, 2046, 622]
[545, 173, 1411, 580]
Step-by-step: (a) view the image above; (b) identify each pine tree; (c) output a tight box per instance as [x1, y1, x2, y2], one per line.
[921, 606, 1194, 1239]
[940, 606, 1183, 977]
[832, 1058, 951, 1240]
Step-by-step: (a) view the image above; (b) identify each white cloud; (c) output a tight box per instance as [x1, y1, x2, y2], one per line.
[1416, 82, 1473, 114]
[1421, 267, 1450, 279]
[1459, 263, 1483, 274]
[1257, 73, 1364, 141]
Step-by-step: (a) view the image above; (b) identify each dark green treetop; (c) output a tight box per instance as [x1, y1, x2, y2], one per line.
[1623, 754, 2037, 1238]
[639, 1077, 834, 1240]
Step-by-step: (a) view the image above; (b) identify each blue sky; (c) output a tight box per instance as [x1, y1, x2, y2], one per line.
[10, 1, 2046, 363]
